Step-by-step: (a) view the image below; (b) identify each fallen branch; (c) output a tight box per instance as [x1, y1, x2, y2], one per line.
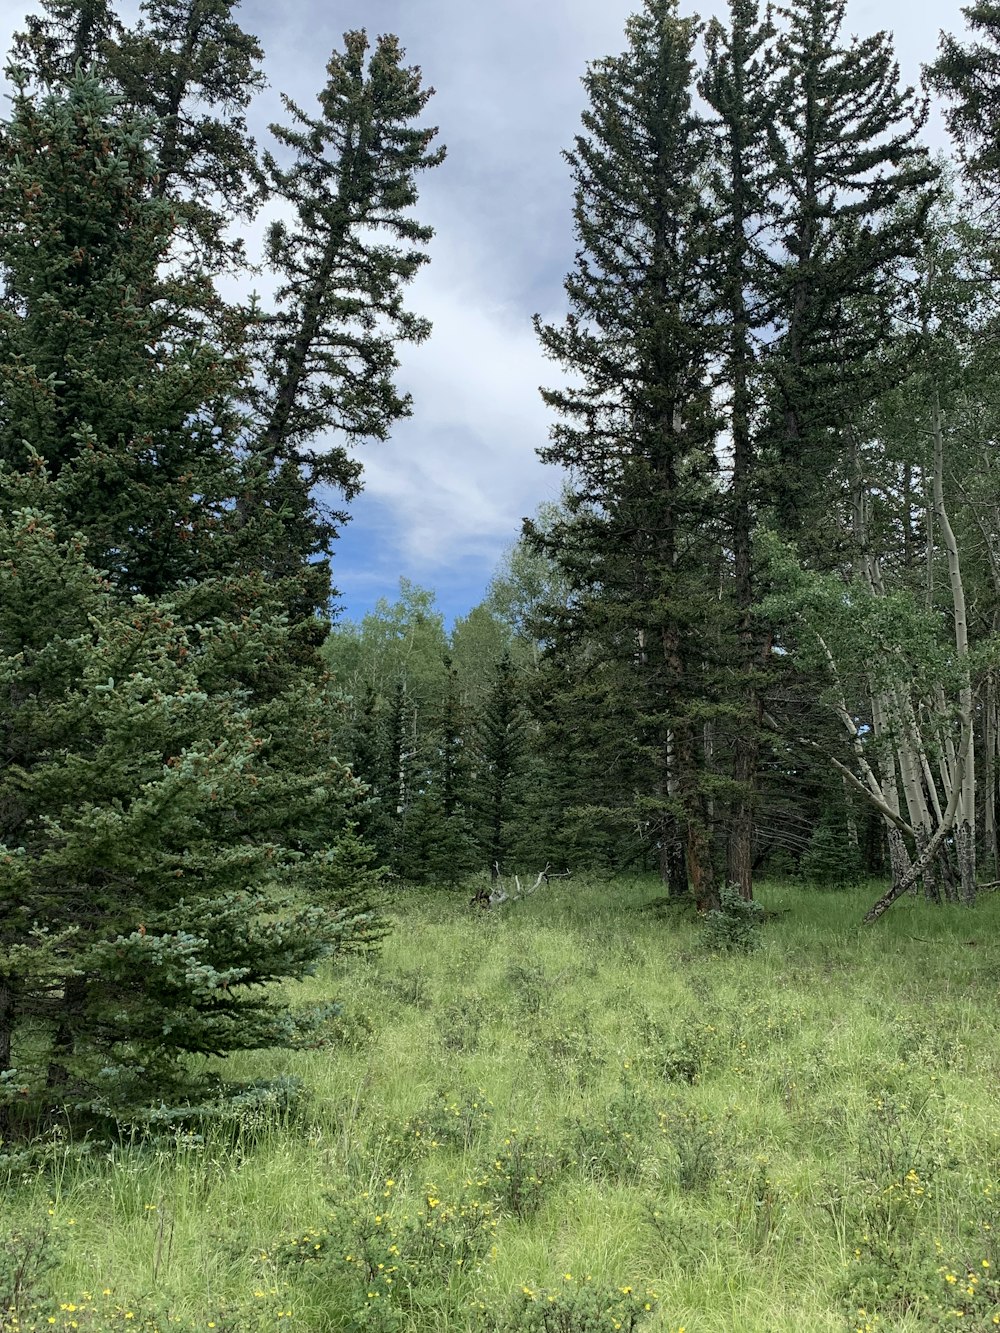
[473, 863, 571, 908]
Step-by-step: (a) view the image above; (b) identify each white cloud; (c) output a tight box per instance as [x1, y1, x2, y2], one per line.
[357, 254, 563, 565]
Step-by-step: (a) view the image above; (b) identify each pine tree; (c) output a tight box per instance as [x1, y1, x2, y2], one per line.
[403, 662, 477, 886]
[532, 0, 725, 909]
[700, 0, 777, 898]
[12, 0, 265, 273]
[110, 0, 265, 267]
[10, 0, 121, 84]
[0, 71, 246, 596]
[475, 653, 527, 886]
[0, 468, 380, 1134]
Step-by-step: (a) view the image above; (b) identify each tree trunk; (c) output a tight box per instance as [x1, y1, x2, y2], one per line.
[727, 743, 755, 901]
[46, 973, 87, 1094]
[986, 671, 999, 880]
[864, 702, 974, 922]
[676, 722, 718, 913]
[659, 732, 688, 897]
[931, 392, 976, 905]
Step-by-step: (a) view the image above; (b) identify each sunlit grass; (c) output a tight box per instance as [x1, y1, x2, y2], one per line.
[4, 877, 1000, 1330]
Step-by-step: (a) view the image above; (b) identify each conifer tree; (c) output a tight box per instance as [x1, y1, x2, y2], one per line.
[253, 31, 445, 575]
[404, 661, 477, 885]
[0, 468, 381, 1133]
[532, 0, 724, 909]
[761, 0, 937, 542]
[927, 4, 1000, 198]
[0, 58, 401, 1129]
[10, 0, 121, 84]
[110, 0, 265, 267]
[9, 9, 447, 609]
[475, 653, 527, 885]
[12, 0, 265, 273]
[700, 0, 777, 897]
[0, 71, 246, 595]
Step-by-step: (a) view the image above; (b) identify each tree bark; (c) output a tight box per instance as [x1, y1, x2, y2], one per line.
[863, 704, 973, 922]
[931, 392, 976, 905]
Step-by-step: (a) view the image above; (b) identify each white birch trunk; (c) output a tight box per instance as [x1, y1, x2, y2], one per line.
[931, 392, 976, 904]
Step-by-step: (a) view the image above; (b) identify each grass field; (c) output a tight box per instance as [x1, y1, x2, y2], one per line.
[3, 877, 1000, 1332]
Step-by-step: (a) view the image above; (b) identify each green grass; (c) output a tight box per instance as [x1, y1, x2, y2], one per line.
[4, 877, 1000, 1332]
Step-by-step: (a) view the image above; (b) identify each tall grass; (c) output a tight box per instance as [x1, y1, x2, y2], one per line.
[3, 877, 1000, 1331]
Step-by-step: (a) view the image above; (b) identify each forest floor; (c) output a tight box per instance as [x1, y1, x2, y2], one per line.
[4, 877, 1000, 1332]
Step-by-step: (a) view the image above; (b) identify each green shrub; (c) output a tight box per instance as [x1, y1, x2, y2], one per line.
[277, 1179, 498, 1329]
[475, 1130, 565, 1219]
[1, 1217, 61, 1328]
[367, 1087, 495, 1169]
[481, 1274, 659, 1332]
[656, 1105, 720, 1193]
[701, 884, 764, 953]
[568, 1085, 653, 1183]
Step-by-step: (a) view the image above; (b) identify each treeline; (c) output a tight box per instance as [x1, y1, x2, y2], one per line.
[323, 547, 615, 889]
[330, 0, 1000, 924]
[323, 533, 886, 894]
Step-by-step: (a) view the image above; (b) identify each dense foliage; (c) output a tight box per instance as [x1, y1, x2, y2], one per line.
[0, 0, 442, 1130]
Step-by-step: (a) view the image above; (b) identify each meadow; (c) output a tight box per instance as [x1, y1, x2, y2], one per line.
[3, 878, 1000, 1333]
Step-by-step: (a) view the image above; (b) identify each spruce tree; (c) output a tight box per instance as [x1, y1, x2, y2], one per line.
[0, 60, 398, 1131]
[12, 0, 265, 273]
[927, 4, 1000, 198]
[9, 9, 447, 607]
[110, 0, 266, 268]
[404, 661, 477, 886]
[761, 0, 937, 543]
[700, 0, 777, 897]
[0, 468, 380, 1134]
[0, 71, 246, 595]
[10, 0, 121, 84]
[475, 653, 527, 885]
[253, 31, 445, 576]
[532, 0, 724, 909]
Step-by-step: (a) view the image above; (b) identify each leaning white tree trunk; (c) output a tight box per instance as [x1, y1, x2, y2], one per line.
[813, 634, 915, 889]
[872, 690, 927, 893]
[864, 708, 974, 922]
[849, 459, 927, 891]
[931, 392, 976, 905]
[986, 671, 999, 880]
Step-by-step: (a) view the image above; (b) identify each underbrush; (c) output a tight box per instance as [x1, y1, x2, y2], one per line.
[3, 877, 1000, 1331]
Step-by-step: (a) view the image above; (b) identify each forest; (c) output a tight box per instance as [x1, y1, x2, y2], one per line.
[1, 0, 1000, 1329]
[323, 0, 999, 924]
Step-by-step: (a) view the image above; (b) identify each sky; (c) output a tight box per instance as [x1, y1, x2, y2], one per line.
[0, 0, 967, 626]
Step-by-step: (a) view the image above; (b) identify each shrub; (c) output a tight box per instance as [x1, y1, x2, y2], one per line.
[0, 1217, 61, 1328]
[568, 1085, 653, 1184]
[701, 884, 764, 953]
[475, 1130, 565, 1219]
[481, 1274, 659, 1333]
[277, 1180, 498, 1331]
